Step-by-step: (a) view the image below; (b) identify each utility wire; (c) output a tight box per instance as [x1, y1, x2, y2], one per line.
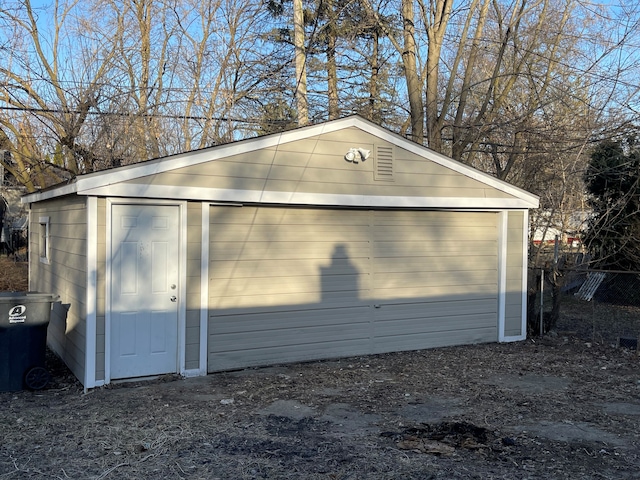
[0, 105, 294, 125]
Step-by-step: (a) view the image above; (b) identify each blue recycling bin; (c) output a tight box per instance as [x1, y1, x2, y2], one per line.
[0, 292, 58, 392]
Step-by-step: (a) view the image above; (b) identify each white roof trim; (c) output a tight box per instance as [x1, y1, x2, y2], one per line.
[22, 116, 539, 207]
[22, 182, 78, 203]
[80, 183, 537, 209]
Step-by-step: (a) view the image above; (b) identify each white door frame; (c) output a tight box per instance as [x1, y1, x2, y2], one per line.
[104, 198, 187, 384]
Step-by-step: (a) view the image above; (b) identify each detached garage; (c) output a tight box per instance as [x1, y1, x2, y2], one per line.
[23, 116, 539, 389]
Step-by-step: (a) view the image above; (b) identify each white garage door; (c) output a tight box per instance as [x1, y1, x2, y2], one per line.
[207, 206, 498, 371]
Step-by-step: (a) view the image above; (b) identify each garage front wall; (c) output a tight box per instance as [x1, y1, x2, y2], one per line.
[207, 206, 499, 371]
[23, 116, 537, 388]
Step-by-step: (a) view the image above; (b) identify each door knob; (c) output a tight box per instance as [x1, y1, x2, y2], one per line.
[170, 296, 177, 302]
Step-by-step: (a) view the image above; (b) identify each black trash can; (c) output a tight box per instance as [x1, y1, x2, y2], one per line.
[0, 292, 58, 392]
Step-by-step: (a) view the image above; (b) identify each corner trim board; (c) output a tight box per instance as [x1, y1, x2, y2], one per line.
[497, 211, 507, 342]
[198, 203, 210, 376]
[85, 196, 98, 390]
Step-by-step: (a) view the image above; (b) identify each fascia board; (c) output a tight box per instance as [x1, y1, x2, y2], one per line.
[80, 183, 537, 209]
[21, 182, 78, 204]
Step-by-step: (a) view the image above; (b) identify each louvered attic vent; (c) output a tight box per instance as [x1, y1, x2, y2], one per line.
[374, 145, 394, 181]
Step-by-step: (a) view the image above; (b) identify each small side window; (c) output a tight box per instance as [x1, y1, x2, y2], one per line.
[39, 216, 50, 264]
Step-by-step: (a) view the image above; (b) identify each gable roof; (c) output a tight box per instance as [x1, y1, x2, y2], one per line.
[23, 115, 539, 208]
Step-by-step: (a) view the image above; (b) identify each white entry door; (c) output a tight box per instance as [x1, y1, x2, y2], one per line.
[110, 204, 180, 379]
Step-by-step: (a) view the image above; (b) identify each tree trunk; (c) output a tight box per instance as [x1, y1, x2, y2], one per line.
[424, 0, 452, 152]
[326, 0, 339, 120]
[368, 29, 381, 123]
[402, 0, 424, 143]
[294, 0, 308, 126]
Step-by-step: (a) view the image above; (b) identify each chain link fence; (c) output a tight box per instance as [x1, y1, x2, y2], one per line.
[528, 267, 640, 349]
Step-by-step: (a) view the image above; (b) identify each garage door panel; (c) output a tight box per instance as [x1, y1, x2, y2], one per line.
[213, 207, 369, 223]
[210, 264, 320, 281]
[373, 325, 499, 353]
[211, 306, 370, 334]
[374, 211, 497, 226]
[373, 255, 498, 273]
[370, 211, 498, 346]
[208, 207, 499, 372]
[374, 270, 498, 289]
[209, 339, 372, 372]
[211, 241, 370, 260]
[210, 292, 368, 310]
[212, 321, 369, 351]
[210, 292, 316, 309]
[210, 259, 368, 278]
[373, 226, 497, 242]
[212, 224, 371, 243]
[322, 272, 367, 288]
[372, 298, 497, 321]
[374, 312, 497, 338]
[209, 277, 319, 297]
[373, 300, 497, 347]
[369, 290, 497, 305]
[210, 274, 368, 296]
[373, 241, 497, 256]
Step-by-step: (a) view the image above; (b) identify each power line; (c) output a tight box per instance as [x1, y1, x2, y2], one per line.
[0, 104, 289, 125]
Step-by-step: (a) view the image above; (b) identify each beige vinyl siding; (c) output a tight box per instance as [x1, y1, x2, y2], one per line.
[371, 211, 498, 350]
[505, 211, 525, 337]
[185, 202, 202, 370]
[125, 127, 517, 201]
[208, 206, 499, 372]
[208, 206, 372, 371]
[30, 196, 88, 384]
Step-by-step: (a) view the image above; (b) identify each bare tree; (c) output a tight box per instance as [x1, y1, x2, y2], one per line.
[0, 0, 116, 190]
[293, 0, 308, 125]
[2, 0, 639, 201]
[169, 0, 278, 148]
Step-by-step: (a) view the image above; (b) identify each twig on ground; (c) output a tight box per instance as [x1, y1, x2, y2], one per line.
[94, 462, 129, 480]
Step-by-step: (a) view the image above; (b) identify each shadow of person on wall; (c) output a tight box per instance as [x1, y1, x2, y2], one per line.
[320, 244, 360, 302]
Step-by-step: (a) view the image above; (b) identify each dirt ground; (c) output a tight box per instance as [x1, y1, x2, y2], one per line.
[1, 258, 640, 479]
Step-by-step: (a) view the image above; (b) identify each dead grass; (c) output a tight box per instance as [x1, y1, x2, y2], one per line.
[0, 256, 28, 291]
[1, 258, 639, 478]
[557, 294, 640, 346]
[2, 333, 639, 479]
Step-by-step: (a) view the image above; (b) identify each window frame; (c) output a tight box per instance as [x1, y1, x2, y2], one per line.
[38, 216, 51, 264]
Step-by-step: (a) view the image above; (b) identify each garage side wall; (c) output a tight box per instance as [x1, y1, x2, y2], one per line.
[29, 196, 88, 384]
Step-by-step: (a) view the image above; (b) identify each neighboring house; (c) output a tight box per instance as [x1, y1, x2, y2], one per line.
[532, 210, 588, 247]
[22, 116, 539, 389]
[1, 186, 28, 255]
